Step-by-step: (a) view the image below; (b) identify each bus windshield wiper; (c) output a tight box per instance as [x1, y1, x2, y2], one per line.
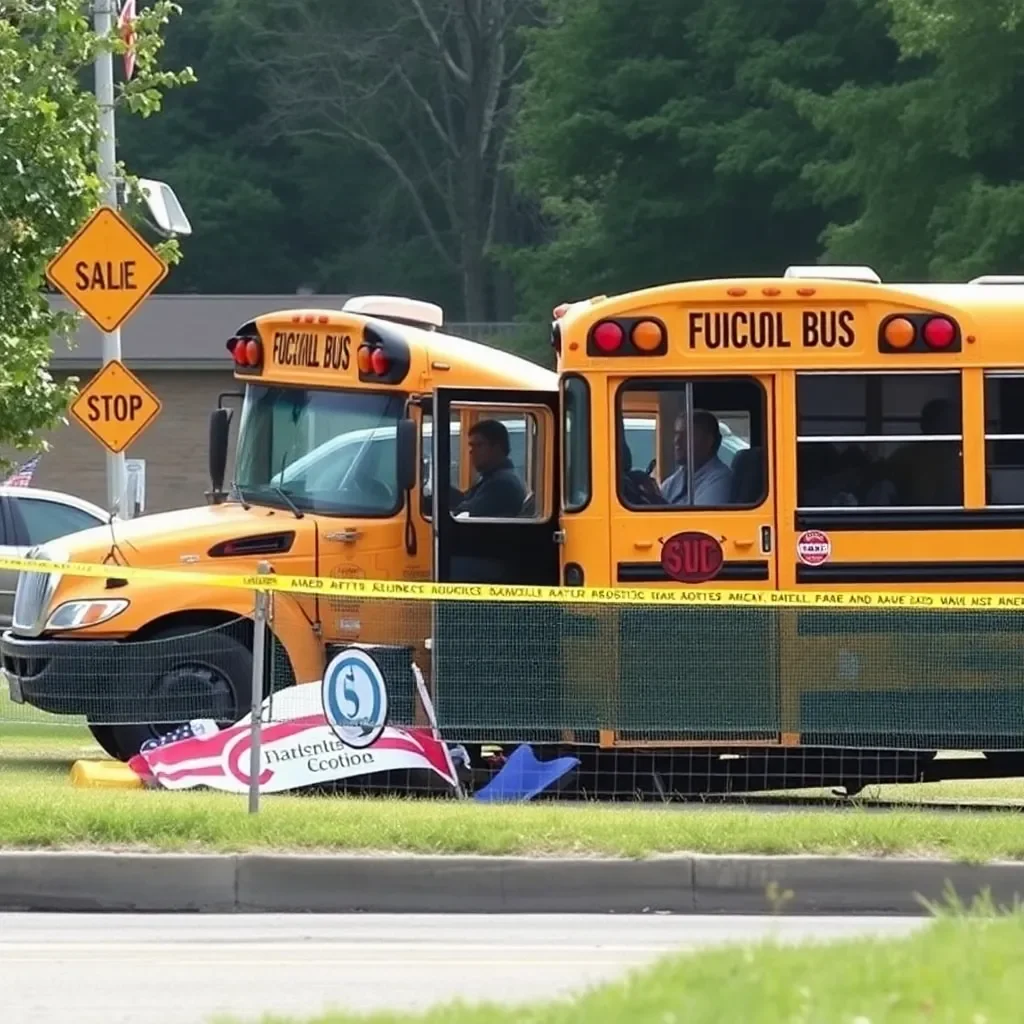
[272, 452, 304, 519]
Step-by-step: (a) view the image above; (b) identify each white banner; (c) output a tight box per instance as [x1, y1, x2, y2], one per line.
[128, 682, 459, 794]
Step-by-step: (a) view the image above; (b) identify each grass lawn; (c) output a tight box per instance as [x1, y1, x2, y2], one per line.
[216, 908, 1024, 1024]
[4, 682, 1024, 860]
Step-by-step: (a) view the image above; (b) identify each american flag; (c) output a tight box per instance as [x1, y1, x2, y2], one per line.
[3, 455, 40, 488]
[139, 722, 206, 753]
[118, 0, 137, 81]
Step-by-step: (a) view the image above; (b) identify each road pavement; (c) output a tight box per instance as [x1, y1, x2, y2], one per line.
[0, 912, 925, 1024]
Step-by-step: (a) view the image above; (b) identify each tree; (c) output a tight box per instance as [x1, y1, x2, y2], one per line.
[797, 0, 1024, 279]
[505, 0, 899, 316]
[230, 0, 541, 321]
[0, 0, 192, 466]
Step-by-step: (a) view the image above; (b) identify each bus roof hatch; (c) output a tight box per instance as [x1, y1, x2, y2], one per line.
[783, 265, 882, 284]
[343, 295, 444, 330]
[968, 275, 1024, 285]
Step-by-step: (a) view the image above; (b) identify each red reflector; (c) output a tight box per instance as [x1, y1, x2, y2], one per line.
[923, 316, 956, 348]
[370, 348, 390, 375]
[244, 339, 261, 366]
[593, 320, 624, 352]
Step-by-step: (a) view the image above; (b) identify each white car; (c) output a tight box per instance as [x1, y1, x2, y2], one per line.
[0, 486, 111, 628]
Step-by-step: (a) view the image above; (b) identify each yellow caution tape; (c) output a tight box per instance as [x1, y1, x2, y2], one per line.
[0, 554, 1019, 611]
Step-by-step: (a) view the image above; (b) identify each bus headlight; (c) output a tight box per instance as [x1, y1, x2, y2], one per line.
[45, 599, 129, 631]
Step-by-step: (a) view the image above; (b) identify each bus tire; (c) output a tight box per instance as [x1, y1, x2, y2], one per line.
[87, 723, 123, 761]
[104, 622, 256, 762]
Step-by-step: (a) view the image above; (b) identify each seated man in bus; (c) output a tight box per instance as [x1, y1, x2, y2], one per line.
[881, 397, 961, 506]
[660, 409, 733, 506]
[451, 419, 527, 518]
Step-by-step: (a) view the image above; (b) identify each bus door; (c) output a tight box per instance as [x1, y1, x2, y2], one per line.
[429, 387, 562, 743]
[431, 387, 560, 586]
[607, 373, 783, 746]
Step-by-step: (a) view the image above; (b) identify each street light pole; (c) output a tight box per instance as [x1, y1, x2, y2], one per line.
[93, 0, 128, 515]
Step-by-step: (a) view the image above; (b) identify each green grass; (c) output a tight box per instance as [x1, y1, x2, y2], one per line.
[2, 733, 1024, 859]
[4, 684, 1024, 859]
[215, 906, 1024, 1024]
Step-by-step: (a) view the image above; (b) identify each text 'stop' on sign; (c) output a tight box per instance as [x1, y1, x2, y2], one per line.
[45, 205, 168, 333]
[70, 359, 162, 454]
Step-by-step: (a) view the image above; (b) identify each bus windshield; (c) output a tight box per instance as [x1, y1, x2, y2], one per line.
[234, 385, 405, 515]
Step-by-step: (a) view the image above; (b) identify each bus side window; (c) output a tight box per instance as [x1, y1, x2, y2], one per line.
[984, 372, 1024, 505]
[419, 408, 463, 519]
[447, 404, 552, 521]
[796, 372, 963, 509]
[617, 377, 767, 509]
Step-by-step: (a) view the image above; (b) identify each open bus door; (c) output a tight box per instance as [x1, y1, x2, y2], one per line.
[429, 387, 562, 744]
[430, 387, 561, 586]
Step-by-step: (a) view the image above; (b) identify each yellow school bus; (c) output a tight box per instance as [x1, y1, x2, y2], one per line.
[423, 266, 1024, 792]
[1, 295, 556, 760]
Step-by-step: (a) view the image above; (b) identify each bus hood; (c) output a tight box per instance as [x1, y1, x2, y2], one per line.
[34, 502, 316, 576]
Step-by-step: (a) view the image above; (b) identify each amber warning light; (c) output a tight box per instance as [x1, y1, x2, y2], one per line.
[879, 313, 960, 353]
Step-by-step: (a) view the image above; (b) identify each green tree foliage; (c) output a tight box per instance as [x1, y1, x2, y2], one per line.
[0, 0, 190, 464]
[798, 0, 1024, 279]
[221, 0, 540, 320]
[506, 0, 900, 315]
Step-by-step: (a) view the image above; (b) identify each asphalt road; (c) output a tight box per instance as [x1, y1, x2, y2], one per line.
[0, 912, 926, 1024]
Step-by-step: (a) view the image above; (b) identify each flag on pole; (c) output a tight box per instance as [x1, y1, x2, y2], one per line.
[3, 455, 40, 488]
[118, 0, 137, 82]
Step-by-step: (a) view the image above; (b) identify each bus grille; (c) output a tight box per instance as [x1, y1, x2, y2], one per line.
[12, 550, 60, 636]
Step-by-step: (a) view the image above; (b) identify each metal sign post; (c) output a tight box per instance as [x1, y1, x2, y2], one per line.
[248, 562, 271, 814]
[94, 0, 126, 513]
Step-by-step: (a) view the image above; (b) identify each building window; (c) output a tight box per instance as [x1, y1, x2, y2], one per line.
[616, 377, 767, 509]
[796, 372, 963, 509]
[984, 372, 1024, 506]
[562, 375, 591, 512]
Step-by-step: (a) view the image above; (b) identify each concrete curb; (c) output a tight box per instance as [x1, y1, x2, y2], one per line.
[1, 852, 1023, 914]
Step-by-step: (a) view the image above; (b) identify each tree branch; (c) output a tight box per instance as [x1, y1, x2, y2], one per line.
[409, 0, 470, 84]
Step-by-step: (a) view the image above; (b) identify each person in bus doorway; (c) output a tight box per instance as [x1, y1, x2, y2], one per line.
[660, 409, 733, 505]
[452, 419, 527, 518]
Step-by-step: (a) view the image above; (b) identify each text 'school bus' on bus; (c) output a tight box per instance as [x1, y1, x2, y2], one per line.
[0, 295, 558, 762]
[425, 267, 1024, 772]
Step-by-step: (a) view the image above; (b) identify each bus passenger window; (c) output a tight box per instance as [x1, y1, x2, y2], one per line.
[617, 378, 767, 509]
[796, 372, 963, 508]
[446, 407, 550, 521]
[984, 372, 1024, 505]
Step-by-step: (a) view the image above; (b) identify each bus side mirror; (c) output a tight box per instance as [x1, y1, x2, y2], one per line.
[397, 418, 416, 493]
[207, 408, 233, 504]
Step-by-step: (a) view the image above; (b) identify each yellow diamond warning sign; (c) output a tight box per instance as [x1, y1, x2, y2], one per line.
[70, 360, 161, 454]
[45, 206, 168, 333]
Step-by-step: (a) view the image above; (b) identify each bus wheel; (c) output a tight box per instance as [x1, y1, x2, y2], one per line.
[104, 623, 254, 762]
[87, 723, 123, 761]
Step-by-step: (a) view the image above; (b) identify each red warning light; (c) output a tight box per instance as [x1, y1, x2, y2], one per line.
[592, 320, 624, 353]
[370, 348, 390, 375]
[922, 316, 956, 349]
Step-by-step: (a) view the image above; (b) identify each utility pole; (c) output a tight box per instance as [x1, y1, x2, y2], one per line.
[93, 0, 128, 516]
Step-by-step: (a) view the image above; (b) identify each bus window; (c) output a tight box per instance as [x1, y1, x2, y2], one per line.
[984, 372, 1024, 505]
[419, 408, 462, 518]
[562, 375, 591, 511]
[616, 377, 767, 509]
[796, 372, 963, 509]
[444, 404, 552, 521]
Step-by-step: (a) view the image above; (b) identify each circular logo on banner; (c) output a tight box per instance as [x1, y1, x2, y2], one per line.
[321, 647, 389, 749]
[796, 530, 831, 566]
[660, 531, 724, 583]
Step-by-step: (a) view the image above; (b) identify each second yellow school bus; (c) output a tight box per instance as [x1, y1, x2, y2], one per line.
[548, 266, 1024, 773]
